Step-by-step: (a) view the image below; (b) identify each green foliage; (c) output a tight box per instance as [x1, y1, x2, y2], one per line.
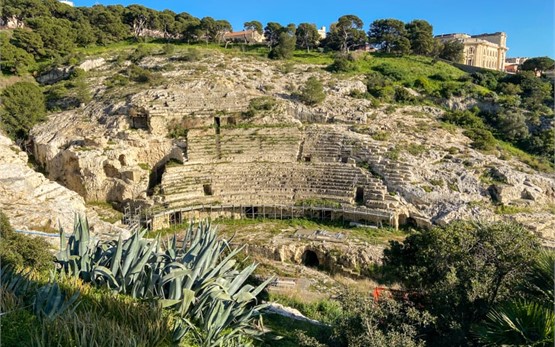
[128, 43, 153, 62]
[463, 128, 496, 150]
[56, 216, 271, 346]
[0, 212, 53, 272]
[332, 291, 434, 347]
[405, 20, 434, 56]
[368, 19, 410, 55]
[295, 23, 320, 52]
[474, 300, 554, 346]
[439, 39, 464, 62]
[490, 108, 529, 142]
[520, 56, 555, 73]
[298, 76, 326, 105]
[242, 96, 277, 118]
[244, 20, 263, 34]
[269, 32, 296, 60]
[413, 76, 433, 94]
[366, 71, 394, 101]
[125, 64, 164, 85]
[325, 15, 366, 53]
[394, 86, 417, 103]
[27, 16, 76, 58]
[372, 63, 404, 81]
[0, 33, 38, 75]
[0, 81, 46, 139]
[104, 74, 130, 88]
[383, 220, 540, 346]
[328, 53, 357, 73]
[162, 43, 175, 55]
[11, 27, 46, 58]
[442, 109, 485, 129]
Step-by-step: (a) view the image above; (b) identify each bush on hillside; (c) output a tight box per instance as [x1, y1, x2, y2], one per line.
[125, 64, 164, 85]
[328, 53, 357, 73]
[413, 76, 433, 94]
[463, 127, 496, 150]
[0, 81, 46, 139]
[0, 211, 53, 271]
[298, 77, 326, 105]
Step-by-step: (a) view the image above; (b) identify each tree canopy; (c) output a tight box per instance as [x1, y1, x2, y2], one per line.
[368, 19, 410, 55]
[406, 20, 434, 56]
[0, 82, 46, 139]
[383, 220, 540, 346]
[520, 57, 555, 73]
[295, 23, 320, 52]
[327, 15, 366, 53]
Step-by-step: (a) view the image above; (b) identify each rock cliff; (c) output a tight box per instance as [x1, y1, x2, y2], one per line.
[0, 133, 116, 236]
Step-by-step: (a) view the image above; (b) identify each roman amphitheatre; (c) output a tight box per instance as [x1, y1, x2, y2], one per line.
[1, 19, 554, 345]
[19, 51, 553, 240]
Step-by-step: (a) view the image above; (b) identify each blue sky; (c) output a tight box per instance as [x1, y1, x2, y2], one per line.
[74, 0, 554, 58]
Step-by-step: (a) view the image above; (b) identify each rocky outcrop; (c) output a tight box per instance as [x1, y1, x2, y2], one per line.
[0, 134, 112, 236]
[245, 240, 384, 277]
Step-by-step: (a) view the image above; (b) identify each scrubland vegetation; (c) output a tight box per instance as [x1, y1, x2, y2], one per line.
[0, 1, 553, 346]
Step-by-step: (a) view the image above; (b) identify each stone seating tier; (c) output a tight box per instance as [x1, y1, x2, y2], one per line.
[160, 162, 388, 208]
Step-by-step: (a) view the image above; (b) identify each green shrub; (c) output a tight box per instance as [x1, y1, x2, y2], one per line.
[332, 291, 433, 347]
[438, 81, 465, 98]
[328, 54, 356, 73]
[394, 86, 417, 103]
[366, 72, 394, 100]
[176, 47, 202, 62]
[442, 109, 486, 129]
[0, 211, 53, 271]
[430, 72, 450, 81]
[162, 43, 175, 56]
[0, 81, 46, 139]
[126, 64, 164, 85]
[0, 308, 39, 347]
[298, 76, 326, 105]
[372, 63, 404, 81]
[249, 96, 277, 111]
[128, 44, 152, 63]
[104, 74, 129, 88]
[463, 128, 496, 150]
[413, 76, 433, 94]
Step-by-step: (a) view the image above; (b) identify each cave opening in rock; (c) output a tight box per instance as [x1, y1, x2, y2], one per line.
[406, 217, 418, 228]
[355, 187, 364, 204]
[203, 184, 213, 196]
[214, 117, 221, 134]
[301, 250, 320, 267]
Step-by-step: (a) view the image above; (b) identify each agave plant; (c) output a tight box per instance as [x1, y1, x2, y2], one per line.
[0, 264, 80, 321]
[57, 216, 272, 346]
[33, 281, 80, 320]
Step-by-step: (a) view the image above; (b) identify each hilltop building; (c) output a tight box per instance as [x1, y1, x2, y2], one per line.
[436, 32, 508, 71]
[222, 30, 264, 44]
[317, 26, 327, 40]
[504, 57, 528, 73]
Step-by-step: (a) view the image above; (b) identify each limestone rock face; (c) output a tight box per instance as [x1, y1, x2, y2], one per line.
[30, 109, 179, 205]
[27, 52, 555, 243]
[0, 134, 107, 235]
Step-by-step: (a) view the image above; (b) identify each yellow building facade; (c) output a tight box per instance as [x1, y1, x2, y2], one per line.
[436, 32, 508, 71]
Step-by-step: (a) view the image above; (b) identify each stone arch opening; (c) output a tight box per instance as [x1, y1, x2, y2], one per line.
[301, 250, 320, 268]
[355, 187, 364, 204]
[406, 217, 418, 228]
